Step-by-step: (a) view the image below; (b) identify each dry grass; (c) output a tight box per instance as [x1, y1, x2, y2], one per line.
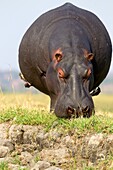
[0, 92, 113, 115]
[93, 94, 113, 117]
[0, 93, 50, 111]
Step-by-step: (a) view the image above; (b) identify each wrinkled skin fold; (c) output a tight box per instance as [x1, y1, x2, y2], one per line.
[19, 3, 112, 118]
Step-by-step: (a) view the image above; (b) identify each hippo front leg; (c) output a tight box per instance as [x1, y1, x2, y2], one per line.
[50, 94, 58, 112]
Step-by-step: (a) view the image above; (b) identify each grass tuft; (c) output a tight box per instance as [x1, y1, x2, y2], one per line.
[0, 106, 113, 134]
[56, 115, 113, 134]
[0, 162, 8, 170]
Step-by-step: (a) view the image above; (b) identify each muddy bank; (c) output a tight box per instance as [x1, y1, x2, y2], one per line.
[0, 122, 113, 170]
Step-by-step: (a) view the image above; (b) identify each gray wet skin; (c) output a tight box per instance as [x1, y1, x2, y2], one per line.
[19, 3, 112, 118]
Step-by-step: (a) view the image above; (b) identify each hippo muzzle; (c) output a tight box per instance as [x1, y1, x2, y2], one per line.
[54, 64, 95, 118]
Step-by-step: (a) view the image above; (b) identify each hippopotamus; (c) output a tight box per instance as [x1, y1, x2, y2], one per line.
[18, 3, 112, 118]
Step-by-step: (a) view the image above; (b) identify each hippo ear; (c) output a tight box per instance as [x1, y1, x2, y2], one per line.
[86, 53, 94, 61]
[53, 48, 63, 62]
[83, 49, 94, 61]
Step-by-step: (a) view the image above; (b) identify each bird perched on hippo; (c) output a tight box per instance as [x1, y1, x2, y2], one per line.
[19, 3, 112, 118]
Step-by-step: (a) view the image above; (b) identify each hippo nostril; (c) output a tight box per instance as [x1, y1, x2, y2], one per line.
[82, 106, 89, 113]
[67, 106, 75, 116]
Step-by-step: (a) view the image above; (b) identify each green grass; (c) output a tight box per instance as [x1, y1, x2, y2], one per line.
[0, 161, 29, 170]
[34, 154, 41, 162]
[0, 93, 113, 135]
[83, 167, 95, 170]
[12, 154, 21, 165]
[0, 106, 113, 134]
[0, 162, 8, 170]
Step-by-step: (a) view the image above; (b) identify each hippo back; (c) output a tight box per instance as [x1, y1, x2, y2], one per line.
[19, 3, 112, 90]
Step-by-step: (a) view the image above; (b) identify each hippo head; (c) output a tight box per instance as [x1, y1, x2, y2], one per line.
[46, 47, 95, 118]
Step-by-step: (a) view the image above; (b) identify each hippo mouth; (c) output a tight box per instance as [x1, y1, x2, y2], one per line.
[55, 101, 94, 118]
[66, 106, 93, 118]
[67, 106, 75, 117]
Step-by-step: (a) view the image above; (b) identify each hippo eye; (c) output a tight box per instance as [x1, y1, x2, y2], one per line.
[58, 68, 65, 78]
[57, 68, 68, 83]
[55, 53, 62, 62]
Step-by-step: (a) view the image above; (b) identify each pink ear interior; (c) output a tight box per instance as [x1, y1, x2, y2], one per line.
[87, 53, 94, 61]
[55, 53, 62, 62]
